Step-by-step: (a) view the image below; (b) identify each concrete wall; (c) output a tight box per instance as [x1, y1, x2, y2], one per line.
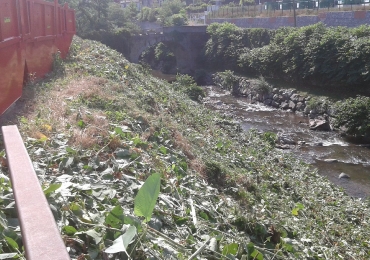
[206, 11, 370, 28]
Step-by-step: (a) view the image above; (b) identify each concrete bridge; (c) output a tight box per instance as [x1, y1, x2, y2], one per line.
[129, 26, 209, 73]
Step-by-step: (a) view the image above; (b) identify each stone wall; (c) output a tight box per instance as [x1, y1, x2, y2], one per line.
[206, 11, 370, 28]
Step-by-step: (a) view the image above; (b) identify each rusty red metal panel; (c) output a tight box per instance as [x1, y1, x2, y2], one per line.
[0, 0, 24, 115]
[25, 39, 56, 78]
[0, 0, 19, 40]
[19, 0, 31, 38]
[0, 0, 75, 115]
[65, 8, 76, 34]
[56, 5, 75, 59]
[0, 43, 24, 115]
[55, 6, 62, 35]
[2, 125, 70, 260]
[44, 5, 55, 36]
[32, 2, 45, 37]
[25, 0, 56, 78]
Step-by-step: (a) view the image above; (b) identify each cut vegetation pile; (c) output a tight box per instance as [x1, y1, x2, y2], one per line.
[0, 37, 369, 260]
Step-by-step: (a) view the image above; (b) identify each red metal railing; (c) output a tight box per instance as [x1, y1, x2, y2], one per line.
[2, 125, 70, 260]
[0, 0, 75, 115]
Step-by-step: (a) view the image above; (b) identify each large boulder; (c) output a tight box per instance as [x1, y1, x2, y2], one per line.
[289, 101, 296, 110]
[309, 119, 331, 131]
[281, 102, 289, 109]
[296, 102, 304, 111]
[277, 133, 296, 145]
[271, 101, 280, 108]
[264, 99, 272, 106]
[290, 93, 300, 102]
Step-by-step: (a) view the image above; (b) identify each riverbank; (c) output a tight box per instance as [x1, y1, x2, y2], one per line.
[203, 84, 370, 198]
[0, 37, 369, 259]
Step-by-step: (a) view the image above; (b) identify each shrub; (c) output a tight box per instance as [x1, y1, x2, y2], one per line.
[213, 70, 240, 95]
[252, 76, 271, 94]
[173, 74, 205, 101]
[332, 96, 370, 136]
[306, 97, 330, 114]
[206, 22, 370, 87]
[170, 14, 188, 26]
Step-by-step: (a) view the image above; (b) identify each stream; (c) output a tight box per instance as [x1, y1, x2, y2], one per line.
[203, 86, 370, 199]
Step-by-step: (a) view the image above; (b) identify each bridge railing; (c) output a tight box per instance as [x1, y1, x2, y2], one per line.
[1, 125, 70, 260]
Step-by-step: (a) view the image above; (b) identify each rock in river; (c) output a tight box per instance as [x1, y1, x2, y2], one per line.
[309, 119, 331, 131]
[324, 159, 338, 163]
[339, 172, 350, 179]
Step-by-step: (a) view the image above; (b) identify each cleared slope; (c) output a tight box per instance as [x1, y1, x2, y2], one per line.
[0, 37, 369, 260]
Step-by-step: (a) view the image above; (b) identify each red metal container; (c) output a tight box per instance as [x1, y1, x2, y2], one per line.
[25, 0, 57, 78]
[0, 0, 25, 114]
[0, 0, 75, 115]
[56, 3, 76, 59]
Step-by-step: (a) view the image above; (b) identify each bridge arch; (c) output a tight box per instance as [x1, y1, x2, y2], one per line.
[128, 26, 209, 73]
[129, 33, 189, 72]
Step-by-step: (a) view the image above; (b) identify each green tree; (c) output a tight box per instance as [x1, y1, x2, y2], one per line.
[139, 7, 158, 22]
[158, 0, 186, 26]
[61, 0, 111, 35]
[108, 3, 127, 28]
[170, 13, 187, 26]
[124, 2, 140, 21]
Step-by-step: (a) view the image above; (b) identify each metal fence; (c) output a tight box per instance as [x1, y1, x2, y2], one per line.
[205, 2, 370, 18]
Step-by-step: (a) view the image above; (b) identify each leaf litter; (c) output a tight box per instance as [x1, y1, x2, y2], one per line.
[0, 37, 369, 259]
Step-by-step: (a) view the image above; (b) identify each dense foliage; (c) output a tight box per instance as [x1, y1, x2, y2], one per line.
[185, 3, 208, 13]
[205, 23, 273, 72]
[60, 0, 139, 36]
[157, 0, 188, 26]
[140, 42, 177, 73]
[138, 0, 188, 26]
[139, 6, 158, 22]
[172, 74, 206, 100]
[333, 96, 370, 136]
[205, 22, 370, 87]
[59, 0, 141, 57]
[0, 36, 369, 259]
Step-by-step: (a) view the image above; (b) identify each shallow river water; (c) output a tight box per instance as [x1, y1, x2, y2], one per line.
[204, 86, 370, 198]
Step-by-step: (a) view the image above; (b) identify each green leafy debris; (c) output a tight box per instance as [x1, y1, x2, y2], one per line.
[0, 36, 368, 260]
[134, 173, 161, 222]
[105, 225, 136, 254]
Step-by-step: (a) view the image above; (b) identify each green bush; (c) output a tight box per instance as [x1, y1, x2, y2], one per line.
[213, 70, 240, 95]
[332, 96, 370, 136]
[170, 13, 188, 26]
[173, 74, 205, 101]
[185, 3, 208, 13]
[205, 23, 272, 72]
[159, 0, 186, 26]
[205, 22, 370, 87]
[139, 7, 158, 22]
[253, 76, 271, 94]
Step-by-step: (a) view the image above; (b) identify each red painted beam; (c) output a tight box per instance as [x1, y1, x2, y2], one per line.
[2, 125, 70, 260]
